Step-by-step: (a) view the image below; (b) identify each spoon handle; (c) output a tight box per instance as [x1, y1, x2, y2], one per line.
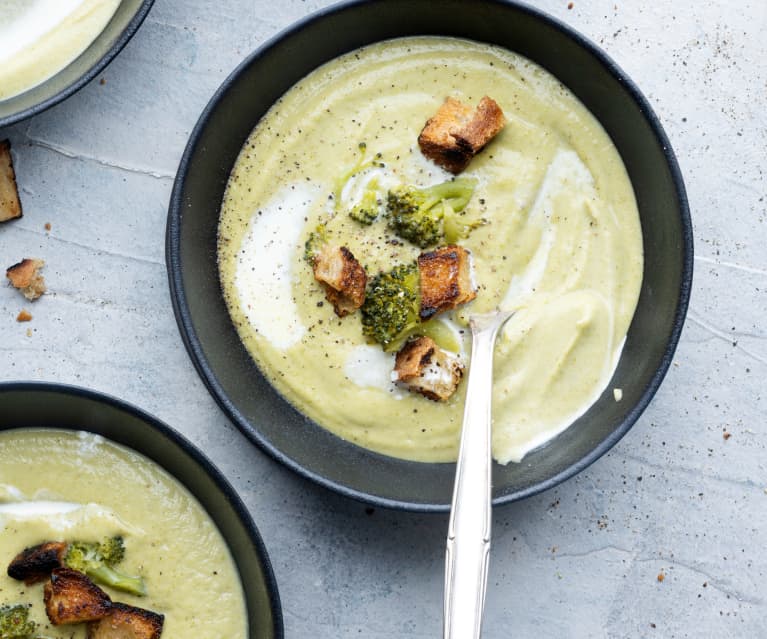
[444, 312, 512, 639]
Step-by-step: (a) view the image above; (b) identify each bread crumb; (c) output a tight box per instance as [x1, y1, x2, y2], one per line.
[568, 2, 574, 9]
[312, 245, 367, 317]
[44, 222, 51, 231]
[394, 335, 464, 401]
[657, 571, 665, 582]
[613, 388, 623, 401]
[0, 139, 23, 223]
[418, 96, 505, 173]
[418, 245, 477, 319]
[6, 258, 46, 300]
[722, 430, 731, 440]
[16, 309, 32, 322]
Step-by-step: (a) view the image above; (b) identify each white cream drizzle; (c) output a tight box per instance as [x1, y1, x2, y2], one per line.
[344, 345, 407, 397]
[0, 498, 143, 534]
[234, 186, 316, 350]
[501, 149, 592, 310]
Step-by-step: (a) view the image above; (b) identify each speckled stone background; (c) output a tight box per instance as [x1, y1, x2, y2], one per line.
[1, 1, 765, 637]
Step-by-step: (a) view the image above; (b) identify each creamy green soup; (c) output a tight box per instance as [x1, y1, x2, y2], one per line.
[218, 37, 643, 464]
[0, 429, 247, 639]
[0, 0, 122, 101]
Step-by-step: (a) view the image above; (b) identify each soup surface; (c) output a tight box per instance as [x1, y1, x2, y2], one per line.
[218, 37, 643, 464]
[0, 429, 247, 638]
[0, 0, 122, 101]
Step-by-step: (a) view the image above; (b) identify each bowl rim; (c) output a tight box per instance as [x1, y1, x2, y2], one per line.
[166, 0, 693, 512]
[0, 0, 155, 129]
[0, 380, 285, 639]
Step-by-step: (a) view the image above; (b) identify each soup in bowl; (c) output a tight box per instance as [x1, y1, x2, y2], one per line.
[0, 383, 283, 638]
[167, 0, 692, 510]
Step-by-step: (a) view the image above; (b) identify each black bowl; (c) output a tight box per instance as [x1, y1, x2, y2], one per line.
[0, 0, 154, 128]
[166, 0, 693, 511]
[0, 382, 283, 639]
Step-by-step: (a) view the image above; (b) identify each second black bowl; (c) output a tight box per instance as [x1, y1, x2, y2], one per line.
[0, 382, 283, 638]
[166, 0, 692, 511]
[0, 0, 154, 128]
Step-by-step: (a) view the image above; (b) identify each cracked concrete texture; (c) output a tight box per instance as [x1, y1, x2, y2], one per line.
[0, 1, 765, 637]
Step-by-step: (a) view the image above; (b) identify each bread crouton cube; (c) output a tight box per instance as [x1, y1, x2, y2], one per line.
[7, 541, 66, 584]
[6, 258, 46, 300]
[418, 245, 476, 320]
[418, 96, 506, 174]
[313, 245, 367, 317]
[87, 602, 164, 639]
[417, 97, 475, 174]
[0, 140, 22, 223]
[394, 336, 464, 401]
[44, 568, 112, 625]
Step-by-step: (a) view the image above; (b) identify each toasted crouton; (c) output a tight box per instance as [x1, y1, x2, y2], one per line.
[418, 96, 506, 174]
[87, 602, 164, 639]
[418, 245, 476, 320]
[0, 140, 22, 223]
[417, 97, 475, 174]
[313, 245, 367, 317]
[6, 258, 46, 300]
[452, 96, 506, 155]
[394, 336, 464, 401]
[7, 541, 66, 584]
[44, 568, 112, 625]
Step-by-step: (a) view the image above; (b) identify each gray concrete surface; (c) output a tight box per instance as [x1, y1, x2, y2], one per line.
[1, 1, 765, 637]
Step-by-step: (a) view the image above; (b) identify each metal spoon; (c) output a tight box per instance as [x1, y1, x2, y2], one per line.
[444, 310, 514, 639]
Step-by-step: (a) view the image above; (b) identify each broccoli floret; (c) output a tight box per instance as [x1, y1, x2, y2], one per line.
[64, 537, 146, 597]
[386, 177, 480, 247]
[334, 142, 386, 215]
[304, 223, 329, 264]
[348, 178, 382, 225]
[0, 605, 36, 639]
[361, 263, 420, 351]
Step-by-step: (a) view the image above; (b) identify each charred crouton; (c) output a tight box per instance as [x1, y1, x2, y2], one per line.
[394, 336, 464, 401]
[7, 541, 67, 584]
[313, 245, 367, 317]
[418, 96, 506, 174]
[6, 258, 46, 300]
[418, 245, 476, 320]
[44, 568, 112, 625]
[0, 140, 22, 223]
[417, 97, 474, 174]
[452, 96, 506, 155]
[87, 602, 164, 639]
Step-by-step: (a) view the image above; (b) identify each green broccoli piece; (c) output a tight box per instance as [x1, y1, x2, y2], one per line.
[348, 178, 382, 225]
[386, 177, 481, 247]
[64, 537, 146, 597]
[334, 142, 384, 211]
[0, 605, 36, 639]
[304, 222, 329, 264]
[361, 263, 421, 351]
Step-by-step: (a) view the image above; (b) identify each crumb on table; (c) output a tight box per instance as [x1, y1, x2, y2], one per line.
[0, 139, 23, 223]
[6, 258, 46, 300]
